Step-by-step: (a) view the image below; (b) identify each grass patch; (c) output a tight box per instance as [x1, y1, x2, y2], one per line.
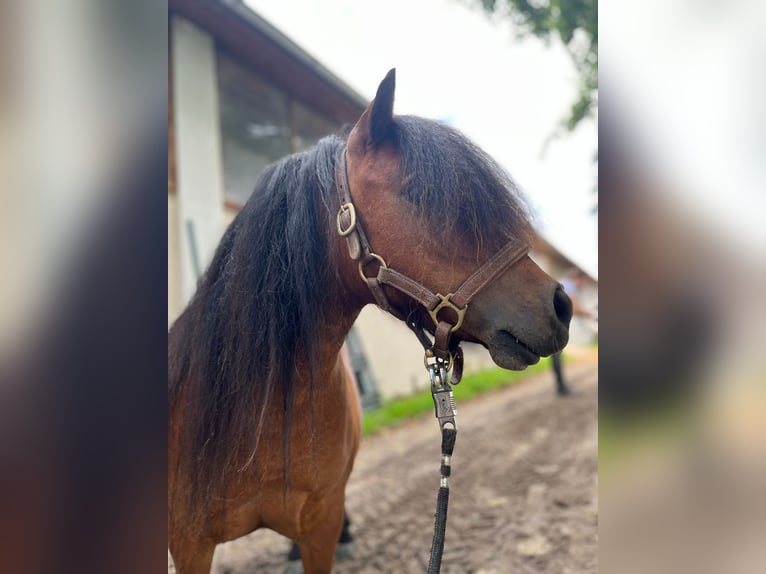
[363, 357, 553, 435]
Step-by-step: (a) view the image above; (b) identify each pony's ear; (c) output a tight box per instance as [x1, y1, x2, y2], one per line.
[369, 68, 396, 144]
[349, 69, 396, 152]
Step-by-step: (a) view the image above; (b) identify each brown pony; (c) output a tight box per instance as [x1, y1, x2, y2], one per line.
[168, 70, 572, 574]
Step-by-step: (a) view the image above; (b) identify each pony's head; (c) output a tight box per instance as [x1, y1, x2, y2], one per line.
[342, 69, 571, 369]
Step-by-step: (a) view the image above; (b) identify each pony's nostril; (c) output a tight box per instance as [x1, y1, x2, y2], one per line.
[553, 286, 573, 326]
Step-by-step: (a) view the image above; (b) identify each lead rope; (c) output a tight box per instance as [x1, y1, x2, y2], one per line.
[426, 357, 458, 574]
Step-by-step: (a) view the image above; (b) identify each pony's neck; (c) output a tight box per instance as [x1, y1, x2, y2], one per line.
[313, 209, 373, 362]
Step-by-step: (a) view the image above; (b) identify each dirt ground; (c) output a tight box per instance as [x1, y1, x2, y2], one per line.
[170, 355, 598, 573]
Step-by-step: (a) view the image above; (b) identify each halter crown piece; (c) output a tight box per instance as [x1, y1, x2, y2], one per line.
[334, 148, 529, 387]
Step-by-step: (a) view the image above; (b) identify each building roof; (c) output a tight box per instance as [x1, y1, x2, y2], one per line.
[533, 233, 598, 283]
[169, 0, 368, 124]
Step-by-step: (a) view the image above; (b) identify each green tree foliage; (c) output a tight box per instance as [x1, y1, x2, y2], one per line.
[477, 0, 597, 131]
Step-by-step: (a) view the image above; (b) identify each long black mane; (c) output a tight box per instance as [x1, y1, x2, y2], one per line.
[169, 135, 344, 522]
[168, 116, 533, 521]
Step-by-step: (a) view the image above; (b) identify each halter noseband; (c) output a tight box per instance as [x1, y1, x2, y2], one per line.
[334, 148, 528, 382]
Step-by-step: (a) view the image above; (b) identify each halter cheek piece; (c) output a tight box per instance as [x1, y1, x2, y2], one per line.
[334, 148, 529, 384]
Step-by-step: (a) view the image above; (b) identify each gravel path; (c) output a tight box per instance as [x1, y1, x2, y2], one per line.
[171, 357, 598, 573]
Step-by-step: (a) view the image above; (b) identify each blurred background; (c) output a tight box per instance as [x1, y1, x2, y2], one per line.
[0, 1, 166, 573]
[1, 0, 765, 572]
[599, 1, 766, 572]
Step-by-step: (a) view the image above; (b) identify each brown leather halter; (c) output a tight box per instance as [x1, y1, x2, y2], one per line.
[334, 148, 529, 382]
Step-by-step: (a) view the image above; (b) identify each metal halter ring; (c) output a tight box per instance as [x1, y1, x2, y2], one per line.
[424, 348, 454, 372]
[428, 293, 467, 333]
[336, 202, 357, 237]
[358, 253, 388, 282]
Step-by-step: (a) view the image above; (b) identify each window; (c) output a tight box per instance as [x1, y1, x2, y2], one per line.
[217, 52, 291, 206]
[216, 51, 342, 207]
[292, 100, 339, 153]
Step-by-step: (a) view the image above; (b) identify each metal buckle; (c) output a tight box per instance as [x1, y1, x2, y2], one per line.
[336, 202, 357, 237]
[358, 253, 388, 281]
[428, 293, 466, 333]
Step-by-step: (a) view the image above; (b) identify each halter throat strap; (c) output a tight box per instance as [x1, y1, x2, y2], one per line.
[334, 148, 528, 374]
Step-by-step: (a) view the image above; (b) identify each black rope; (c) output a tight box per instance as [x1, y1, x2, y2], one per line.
[427, 426, 457, 574]
[441, 426, 457, 455]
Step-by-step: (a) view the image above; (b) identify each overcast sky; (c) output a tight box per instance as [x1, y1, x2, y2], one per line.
[247, 0, 598, 277]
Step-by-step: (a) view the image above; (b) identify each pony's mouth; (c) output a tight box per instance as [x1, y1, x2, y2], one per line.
[487, 330, 541, 370]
